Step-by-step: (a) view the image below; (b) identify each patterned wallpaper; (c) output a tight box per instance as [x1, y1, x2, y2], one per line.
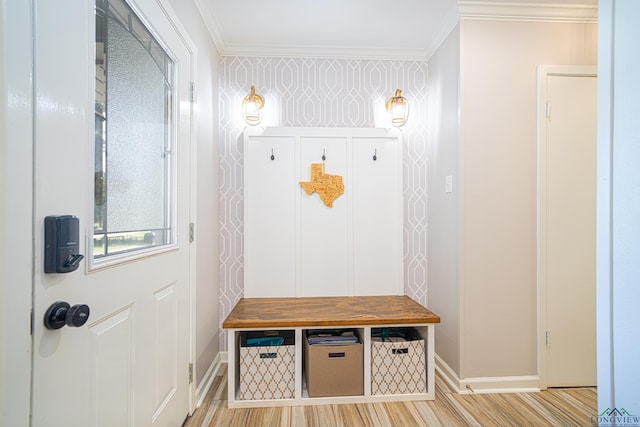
[219, 57, 428, 349]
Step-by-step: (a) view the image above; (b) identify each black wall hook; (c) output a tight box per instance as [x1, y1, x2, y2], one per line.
[322, 149, 326, 161]
[270, 148, 275, 161]
[373, 149, 378, 161]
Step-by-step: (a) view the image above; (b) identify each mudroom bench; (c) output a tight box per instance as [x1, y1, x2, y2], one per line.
[223, 295, 440, 408]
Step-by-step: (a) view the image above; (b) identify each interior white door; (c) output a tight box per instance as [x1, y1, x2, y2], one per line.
[542, 70, 597, 387]
[31, 1, 193, 425]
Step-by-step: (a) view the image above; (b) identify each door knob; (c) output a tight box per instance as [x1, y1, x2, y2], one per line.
[44, 301, 90, 330]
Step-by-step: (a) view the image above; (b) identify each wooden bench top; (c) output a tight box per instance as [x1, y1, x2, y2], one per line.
[222, 295, 440, 329]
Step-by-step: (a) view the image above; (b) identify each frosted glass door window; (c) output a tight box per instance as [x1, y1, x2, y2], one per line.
[94, 0, 174, 258]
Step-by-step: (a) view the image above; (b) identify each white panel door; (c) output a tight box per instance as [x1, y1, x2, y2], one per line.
[542, 71, 597, 387]
[244, 136, 297, 297]
[31, 1, 193, 426]
[352, 137, 402, 295]
[299, 137, 349, 296]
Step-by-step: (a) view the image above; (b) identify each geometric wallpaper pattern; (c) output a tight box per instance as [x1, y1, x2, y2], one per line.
[219, 57, 428, 349]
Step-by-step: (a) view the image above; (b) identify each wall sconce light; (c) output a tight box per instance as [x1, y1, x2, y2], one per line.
[386, 89, 409, 127]
[242, 85, 264, 126]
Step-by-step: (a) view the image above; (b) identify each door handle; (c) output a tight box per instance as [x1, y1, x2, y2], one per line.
[44, 301, 90, 330]
[64, 254, 84, 269]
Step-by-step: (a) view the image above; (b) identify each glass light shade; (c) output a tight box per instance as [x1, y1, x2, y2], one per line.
[386, 89, 409, 127]
[242, 85, 264, 126]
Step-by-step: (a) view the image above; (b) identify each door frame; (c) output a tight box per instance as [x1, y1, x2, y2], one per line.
[0, 0, 34, 426]
[154, 0, 200, 413]
[536, 65, 597, 389]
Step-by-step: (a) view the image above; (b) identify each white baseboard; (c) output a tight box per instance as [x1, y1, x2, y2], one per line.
[435, 353, 462, 393]
[435, 353, 540, 395]
[195, 352, 223, 408]
[219, 351, 228, 363]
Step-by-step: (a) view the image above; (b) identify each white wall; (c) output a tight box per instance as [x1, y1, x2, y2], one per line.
[167, 0, 221, 386]
[597, 0, 640, 415]
[427, 25, 461, 376]
[428, 18, 597, 382]
[0, 1, 33, 426]
[459, 19, 597, 379]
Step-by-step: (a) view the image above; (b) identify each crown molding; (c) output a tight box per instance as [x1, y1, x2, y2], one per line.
[458, 1, 598, 23]
[193, 0, 225, 56]
[426, 6, 461, 61]
[220, 43, 429, 62]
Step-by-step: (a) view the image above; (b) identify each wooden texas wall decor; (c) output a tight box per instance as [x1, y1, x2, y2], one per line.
[299, 163, 344, 208]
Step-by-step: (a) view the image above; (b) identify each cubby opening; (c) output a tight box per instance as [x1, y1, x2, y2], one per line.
[237, 330, 296, 400]
[302, 328, 365, 398]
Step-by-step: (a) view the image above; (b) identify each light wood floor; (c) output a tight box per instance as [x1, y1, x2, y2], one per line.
[183, 364, 596, 427]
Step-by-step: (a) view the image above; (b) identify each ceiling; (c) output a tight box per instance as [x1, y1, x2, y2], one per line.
[195, 0, 598, 61]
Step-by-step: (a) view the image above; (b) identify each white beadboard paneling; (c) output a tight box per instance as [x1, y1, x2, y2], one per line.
[352, 137, 403, 296]
[244, 136, 297, 297]
[299, 137, 349, 297]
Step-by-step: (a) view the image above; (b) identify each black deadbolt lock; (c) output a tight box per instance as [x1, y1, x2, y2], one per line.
[44, 301, 90, 330]
[44, 215, 84, 274]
